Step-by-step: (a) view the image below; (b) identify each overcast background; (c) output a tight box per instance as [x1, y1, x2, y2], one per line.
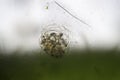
[0, 0, 120, 53]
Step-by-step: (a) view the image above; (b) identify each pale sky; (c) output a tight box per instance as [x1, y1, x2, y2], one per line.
[0, 0, 120, 53]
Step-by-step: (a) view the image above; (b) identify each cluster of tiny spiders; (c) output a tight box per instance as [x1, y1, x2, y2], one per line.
[41, 32, 68, 57]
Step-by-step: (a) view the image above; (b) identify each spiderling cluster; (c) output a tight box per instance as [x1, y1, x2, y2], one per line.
[40, 31, 68, 57]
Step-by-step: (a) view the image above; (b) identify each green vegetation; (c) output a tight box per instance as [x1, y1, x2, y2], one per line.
[0, 50, 120, 80]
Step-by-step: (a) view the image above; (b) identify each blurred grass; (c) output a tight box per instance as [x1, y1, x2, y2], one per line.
[0, 50, 120, 80]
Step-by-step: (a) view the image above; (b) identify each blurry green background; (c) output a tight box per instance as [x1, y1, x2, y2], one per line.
[0, 50, 120, 80]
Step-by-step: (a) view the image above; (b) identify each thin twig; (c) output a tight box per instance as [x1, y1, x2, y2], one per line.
[54, 1, 91, 27]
